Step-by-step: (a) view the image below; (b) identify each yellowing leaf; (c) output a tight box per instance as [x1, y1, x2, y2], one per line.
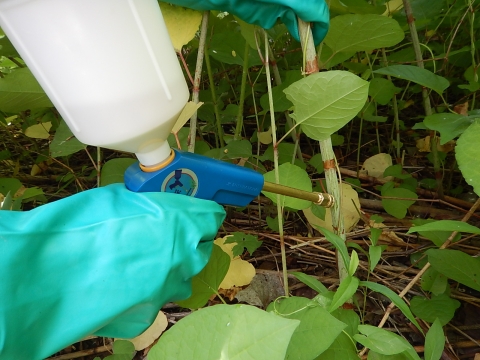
[118, 311, 168, 351]
[171, 101, 203, 134]
[24, 121, 52, 139]
[382, 0, 403, 15]
[214, 236, 255, 289]
[303, 183, 360, 233]
[159, 3, 202, 52]
[360, 153, 393, 180]
[257, 127, 273, 145]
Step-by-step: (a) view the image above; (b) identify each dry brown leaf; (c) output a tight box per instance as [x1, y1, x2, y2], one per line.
[303, 183, 361, 233]
[360, 153, 393, 180]
[214, 236, 255, 289]
[416, 136, 455, 153]
[454, 101, 468, 115]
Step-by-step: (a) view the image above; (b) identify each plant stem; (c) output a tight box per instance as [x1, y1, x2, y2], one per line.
[234, 41, 250, 140]
[402, 0, 444, 199]
[188, 11, 209, 153]
[297, 18, 348, 281]
[204, 38, 225, 148]
[265, 31, 289, 297]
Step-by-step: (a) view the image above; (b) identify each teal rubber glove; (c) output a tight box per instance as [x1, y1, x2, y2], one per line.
[0, 184, 225, 360]
[165, 0, 329, 45]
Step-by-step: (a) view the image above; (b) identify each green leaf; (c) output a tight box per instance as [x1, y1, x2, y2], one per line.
[369, 78, 399, 105]
[349, 250, 359, 276]
[354, 325, 416, 357]
[421, 267, 448, 295]
[223, 139, 252, 159]
[410, 219, 461, 247]
[368, 352, 410, 360]
[426, 249, 480, 292]
[266, 216, 280, 231]
[262, 163, 312, 210]
[361, 281, 422, 332]
[423, 113, 473, 144]
[150, 304, 298, 360]
[105, 340, 135, 360]
[370, 227, 382, 246]
[0, 178, 22, 197]
[0, 35, 19, 58]
[260, 71, 302, 113]
[373, 65, 450, 95]
[224, 232, 262, 257]
[381, 182, 417, 219]
[268, 297, 346, 360]
[175, 244, 230, 309]
[369, 245, 384, 272]
[407, 220, 480, 235]
[100, 158, 137, 186]
[290, 271, 329, 295]
[309, 153, 324, 174]
[318, 227, 351, 272]
[324, 14, 404, 53]
[50, 120, 87, 157]
[424, 319, 445, 360]
[284, 71, 369, 141]
[0, 68, 53, 112]
[456, 121, 480, 197]
[410, 294, 460, 326]
[329, 276, 359, 312]
[209, 31, 262, 66]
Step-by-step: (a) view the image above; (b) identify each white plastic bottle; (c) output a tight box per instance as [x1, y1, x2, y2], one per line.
[0, 0, 189, 166]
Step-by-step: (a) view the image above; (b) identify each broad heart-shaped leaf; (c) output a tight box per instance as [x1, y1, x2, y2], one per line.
[284, 71, 369, 141]
[381, 182, 417, 219]
[360, 281, 422, 332]
[456, 121, 480, 196]
[423, 113, 473, 144]
[100, 158, 137, 186]
[407, 219, 480, 235]
[355, 325, 420, 360]
[324, 14, 404, 53]
[50, 120, 86, 157]
[267, 297, 346, 360]
[262, 163, 312, 210]
[410, 294, 460, 326]
[424, 319, 445, 360]
[421, 267, 448, 295]
[159, 3, 202, 52]
[175, 244, 230, 309]
[209, 31, 262, 67]
[149, 304, 299, 360]
[374, 65, 450, 95]
[0, 68, 53, 113]
[426, 249, 480, 292]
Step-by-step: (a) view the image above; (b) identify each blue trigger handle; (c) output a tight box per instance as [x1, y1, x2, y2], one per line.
[124, 149, 265, 207]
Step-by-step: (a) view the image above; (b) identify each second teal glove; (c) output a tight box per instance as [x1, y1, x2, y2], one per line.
[164, 0, 329, 45]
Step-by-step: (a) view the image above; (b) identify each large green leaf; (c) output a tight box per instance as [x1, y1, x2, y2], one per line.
[100, 158, 137, 186]
[284, 71, 369, 141]
[324, 14, 404, 53]
[262, 163, 312, 210]
[149, 304, 299, 360]
[369, 78, 399, 105]
[410, 294, 460, 326]
[456, 121, 480, 196]
[176, 244, 230, 309]
[0, 68, 53, 112]
[209, 31, 262, 66]
[423, 113, 473, 144]
[374, 65, 450, 95]
[50, 120, 87, 157]
[426, 249, 480, 292]
[424, 319, 445, 360]
[407, 219, 480, 235]
[381, 182, 417, 219]
[268, 297, 346, 360]
[361, 281, 422, 332]
[354, 325, 419, 359]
